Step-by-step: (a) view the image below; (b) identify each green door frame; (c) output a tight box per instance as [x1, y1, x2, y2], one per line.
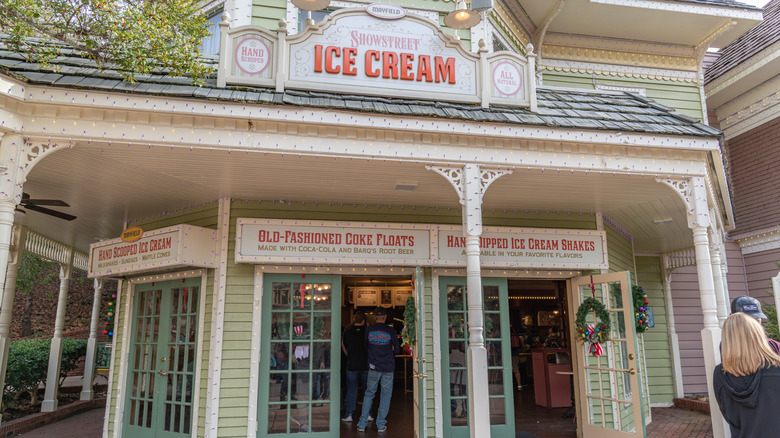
[439, 276, 515, 438]
[257, 274, 341, 437]
[123, 277, 201, 438]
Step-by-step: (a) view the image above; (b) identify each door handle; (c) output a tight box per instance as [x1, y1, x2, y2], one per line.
[413, 373, 427, 379]
[628, 354, 634, 360]
[158, 368, 167, 376]
[624, 368, 636, 375]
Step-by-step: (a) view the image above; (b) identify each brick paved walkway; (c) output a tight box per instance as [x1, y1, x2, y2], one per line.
[11, 406, 713, 437]
[647, 407, 713, 438]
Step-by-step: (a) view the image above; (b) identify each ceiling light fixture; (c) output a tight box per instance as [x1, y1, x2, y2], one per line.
[444, 0, 481, 29]
[291, 0, 330, 11]
[394, 182, 418, 191]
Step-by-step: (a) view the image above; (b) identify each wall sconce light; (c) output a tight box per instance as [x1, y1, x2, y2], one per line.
[444, 0, 481, 29]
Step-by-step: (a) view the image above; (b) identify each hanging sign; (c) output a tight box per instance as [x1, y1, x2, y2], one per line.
[219, 7, 535, 108]
[438, 228, 607, 269]
[236, 219, 433, 265]
[88, 225, 217, 277]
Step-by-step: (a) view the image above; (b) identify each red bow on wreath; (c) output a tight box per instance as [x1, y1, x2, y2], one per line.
[585, 323, 604, 356]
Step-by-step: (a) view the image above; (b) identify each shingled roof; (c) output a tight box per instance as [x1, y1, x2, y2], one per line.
[671, 0, 761, 9]
[0, 40, 720, 138]
[705, 0, 778, 83]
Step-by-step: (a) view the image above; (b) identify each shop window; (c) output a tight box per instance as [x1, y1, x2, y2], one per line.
[200, 8, 223, 55]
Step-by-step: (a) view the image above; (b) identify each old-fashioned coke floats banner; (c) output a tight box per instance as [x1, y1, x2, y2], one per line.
[217, 6, 535, 109]
[236, 219, 607, 269]
[88, 225, 218, 277]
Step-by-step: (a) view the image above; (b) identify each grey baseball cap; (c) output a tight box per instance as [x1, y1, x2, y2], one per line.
[731, 296, 768, 320]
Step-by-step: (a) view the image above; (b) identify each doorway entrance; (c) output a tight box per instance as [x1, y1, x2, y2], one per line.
[339, 276, 415, 437]
[508, 279, 576, 437]
[123, 277, 201, 438]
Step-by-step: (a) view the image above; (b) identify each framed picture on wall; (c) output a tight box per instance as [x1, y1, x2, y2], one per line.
[537, 310, 559, 327]
[355, 288, 378, 307]
[381, 289, 392, 307]
[394, 288, 413, 306]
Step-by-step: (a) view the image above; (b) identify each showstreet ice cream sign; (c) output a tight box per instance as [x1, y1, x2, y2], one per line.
[218, 5, 535, 109]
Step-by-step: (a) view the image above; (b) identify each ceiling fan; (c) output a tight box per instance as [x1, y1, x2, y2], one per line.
[17, 193, 77, 221]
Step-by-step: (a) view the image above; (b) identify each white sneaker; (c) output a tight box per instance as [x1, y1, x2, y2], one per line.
[341, 415, 352, 422]
[368, 415, 375, 422]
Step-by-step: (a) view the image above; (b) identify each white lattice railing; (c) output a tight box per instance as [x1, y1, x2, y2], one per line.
[23, 229, 89, 272]
[663, 247, 696, 271]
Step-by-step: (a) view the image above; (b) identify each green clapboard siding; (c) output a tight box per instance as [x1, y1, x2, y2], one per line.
[542, 71, 704, 121]
[106, 206, 218, 438]
[635, 256, 675, 405]
[252, 0, 287, 29]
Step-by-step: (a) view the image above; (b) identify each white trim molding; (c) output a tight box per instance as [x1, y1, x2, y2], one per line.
[732, 225, 780, 255]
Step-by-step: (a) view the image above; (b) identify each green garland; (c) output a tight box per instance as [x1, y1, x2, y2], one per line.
[633, 285, 650, 333]
[575, 297, 611, 344]
[402, 297, 417, 347]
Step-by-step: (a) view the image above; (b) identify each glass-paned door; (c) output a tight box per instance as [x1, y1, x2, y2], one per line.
[123, 277, 201, 438]
[413, 267, 427, 436]
[259, 274, 341, 437]
[570, 272, 645, 438]
[439, 276, 514, 438]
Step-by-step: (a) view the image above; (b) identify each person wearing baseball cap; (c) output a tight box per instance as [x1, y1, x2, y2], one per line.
[356, 307, 399, 433]
[731, 296, 780, 355]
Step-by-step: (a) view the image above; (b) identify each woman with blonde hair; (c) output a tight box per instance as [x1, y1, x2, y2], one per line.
[714, 312, 780, 437]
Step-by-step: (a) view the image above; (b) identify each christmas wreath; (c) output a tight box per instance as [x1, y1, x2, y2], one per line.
[633, 285, 650, 333]
[575, 297, 611, 356]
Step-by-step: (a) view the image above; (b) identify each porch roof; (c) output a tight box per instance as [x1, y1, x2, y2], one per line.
[0, 41, 720, 139]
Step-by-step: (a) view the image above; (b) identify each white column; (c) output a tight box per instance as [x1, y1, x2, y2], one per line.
[41, 257, 73, 412]
[660, 258, 684, 399]
[461, 165, 490, 438]
[0, 226, 25, 429]
[81, 279, 104, 400]
[692, 225, 730, 438]
[711, 243, 728, 327]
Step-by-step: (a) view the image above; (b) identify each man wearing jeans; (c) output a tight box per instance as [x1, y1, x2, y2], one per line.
[341, 311, 368, 422]
[357, 307, 399, 433]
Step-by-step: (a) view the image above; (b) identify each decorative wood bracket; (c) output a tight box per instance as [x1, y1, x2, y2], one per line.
[23, 138, 70, 180]
[656, 176, 710, 229]
[427, 164, 512, 234]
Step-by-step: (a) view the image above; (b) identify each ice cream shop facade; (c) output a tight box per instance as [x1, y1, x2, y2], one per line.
[0, 1, 765, 438]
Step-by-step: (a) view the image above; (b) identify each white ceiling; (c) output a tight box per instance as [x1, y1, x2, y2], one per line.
[20, 140, 694, 256]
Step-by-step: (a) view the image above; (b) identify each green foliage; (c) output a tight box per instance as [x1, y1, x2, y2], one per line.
[765, 302, 780, 342]
[16, 253, 57, 295]
[402, 297, 416, 347]
[2, 338, 87, 412]
[0, 0, 212, 83]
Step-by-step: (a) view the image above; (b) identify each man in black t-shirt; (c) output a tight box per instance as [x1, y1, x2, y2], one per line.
[341, 311, 368, 422]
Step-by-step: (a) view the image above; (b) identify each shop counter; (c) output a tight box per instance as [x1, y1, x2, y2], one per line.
[531, 348, 572, 408]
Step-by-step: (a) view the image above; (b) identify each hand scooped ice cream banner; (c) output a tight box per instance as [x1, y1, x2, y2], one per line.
[236, 219, 607, 269]
[88, 225, 218, 277]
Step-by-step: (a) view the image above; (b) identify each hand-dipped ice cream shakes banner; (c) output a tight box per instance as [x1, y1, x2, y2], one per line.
[236, 219, 607, 269]
[217, 5, 535, 109]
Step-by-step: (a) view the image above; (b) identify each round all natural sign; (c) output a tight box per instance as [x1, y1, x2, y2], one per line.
[235, 37, 270, 74]
[493, 62, 522, 96]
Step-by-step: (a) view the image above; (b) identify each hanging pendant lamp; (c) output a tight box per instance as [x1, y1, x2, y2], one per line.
[291, 0, 330, 11]
[444, 0, 481, 29]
